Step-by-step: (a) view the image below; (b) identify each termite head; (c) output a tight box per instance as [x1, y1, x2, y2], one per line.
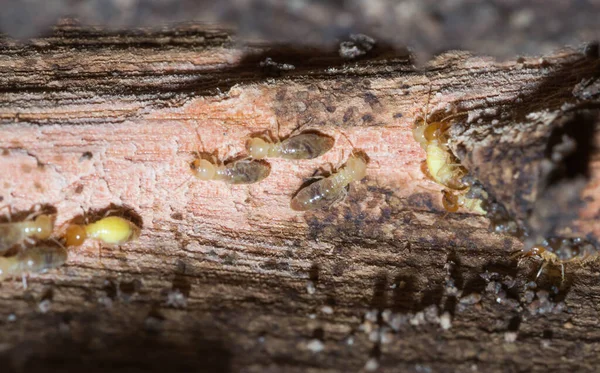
[31, 214, 55, 239]
[424, 121, 449, 143]
[246, 137, 270, 159]
[441, 190, 460, 212]
[347, 153, 368, 181]
[65, 224, 86, 246]
[529, 244, 547, 257]
[191, 159, 216, 180]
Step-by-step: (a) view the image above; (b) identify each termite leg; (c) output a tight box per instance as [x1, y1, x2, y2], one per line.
[535, 261, 548, 279]
[223, 144, 236, 161]
[102, 209, 119, 218]
[312, 160, 336, 178]
[287, 120, 300, 137]
[436, 161, 465, 182]
[509, 249, 525, 260]
[332, 147, 347, 172]
[211, 153, 219, 166]
[326, 161, 338, 175]
[50, 237, 64, 249]
[422, 83, 432, 124]
[23, 209, 44, 222]
[328, 185, 349, 209]
[308, 168, 327, 181]
[0, 205, 13, 222]
[581, 254, 594, 265]
[271, 124, 279, 143]
[516, 257, 523, 268]
[440, 210, 452, 220]
[511, 250, 528, 268]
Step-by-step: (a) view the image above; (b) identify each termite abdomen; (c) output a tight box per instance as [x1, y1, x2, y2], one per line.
[0, 213, 55, 253]
[246, 132, 334, 160]
[0, 244, 67, 280]
[290, 178, 347, 211]
[190, 157, 270, 184]
[291, 153, 368, 211]
[278, 133, 335, 159]
[221, 159, 271, 184]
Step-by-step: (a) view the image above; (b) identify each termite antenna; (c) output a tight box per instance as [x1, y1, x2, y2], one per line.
[276, 118, 281, 141]
[335, 128, 357, 152]
[192, 121, 207, 155]
[175, 175, 194, 192]
[334, 128, 365, 162]
[423, 82, 432, 124]
[289, 116, 314, 136]
[438, 111, 468, 124]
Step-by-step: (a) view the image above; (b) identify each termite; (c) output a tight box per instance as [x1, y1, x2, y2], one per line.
[412, 85, 468, 190]
[0, 244, 67, 287]
[0, 210, 55, 253]
[182, 125, 271, 185]
[412, 85, 487, 215]
[424, 140, 467, 191]
[441, 189, 486, 215]
[413, 119, 450, 150]
[415, 112, 468, 190]
[516, 237, 597, 281]
[246, 131, 335, 160]
[190, 156, 271, 184]
[522, 245, 564, 279]
[290, 152, 368, 211]
[64, 216, 141, 247]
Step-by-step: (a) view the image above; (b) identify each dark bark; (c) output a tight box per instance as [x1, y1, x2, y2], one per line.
[1, 2, 600, 61]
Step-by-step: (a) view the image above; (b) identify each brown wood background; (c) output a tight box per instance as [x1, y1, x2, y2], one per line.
[0, 23, 600, 373]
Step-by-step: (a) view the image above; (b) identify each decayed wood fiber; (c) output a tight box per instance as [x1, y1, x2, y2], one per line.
[447, 52, 600, 245]
[1, 24, 600, 373]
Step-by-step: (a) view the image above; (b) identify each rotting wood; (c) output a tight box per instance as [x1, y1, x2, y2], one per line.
[1, 24, 600, 373]
[447, 51, 600, 248]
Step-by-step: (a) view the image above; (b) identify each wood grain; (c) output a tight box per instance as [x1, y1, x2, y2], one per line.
[1, 24, 599, 373]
